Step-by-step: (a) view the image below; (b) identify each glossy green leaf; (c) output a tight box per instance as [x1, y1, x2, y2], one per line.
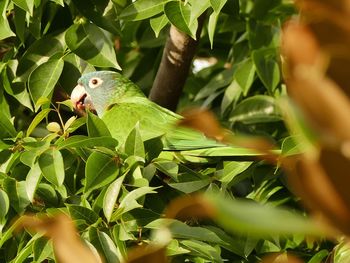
[97, 230, 119, 263]
[57, 135, 118, 149]
[164, 1, 198, 39]
[103, 175, 125, 222]
[189, 0, 210, 24]
[217, 161, 252, 184]
[307, 249, 329, 263]
[150, 14, 169, 38]
[124, 123, 145, 158]
[181, 239, 222, 262]
[119, 0, 169, 21]
[0, 109, 17, 138]
[26, 108, 51, 137]
[0, 189, 10, 219]
[194, 68, 234, 101]
[68, 204, 99, 225]
[3, 177, 30, 214]
[87, 111, 111, 137]
[71, 0, 121, 35]
[15, 34, 65, 82]
[235, 58, 255, 96]
[84, 152, 119, 194]
[208, 11, 218, 49]
[210, 0, 227, 13]
[0, 0, 15, 40]
[3, 61, 33, 110]
[252, 48, 280, 93]
[28, 58, 64, 110]
[65, 23, 121, 69]
[33, 238, 53, 262]
[112, 186, 157, 219]
[230, 95, 282, 124]
[38, 148, 65, 187]
[25, 162, 42, 202]
[12, 0, 34, 15]
[50, 0, 64, 6]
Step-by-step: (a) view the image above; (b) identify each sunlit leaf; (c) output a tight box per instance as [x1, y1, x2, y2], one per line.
[119, 0, 169, 21]
[84, 152, 119, 194]
[65, 23, 121, 69]
[38, 148, 65, 187]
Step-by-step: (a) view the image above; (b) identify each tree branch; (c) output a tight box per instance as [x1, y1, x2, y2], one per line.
[149, 14, 206, 111]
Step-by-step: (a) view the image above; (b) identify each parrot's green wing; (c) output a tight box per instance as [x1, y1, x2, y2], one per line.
[101, 96, 227, 150]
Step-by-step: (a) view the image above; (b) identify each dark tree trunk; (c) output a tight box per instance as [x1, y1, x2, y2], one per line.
[149, 14, 206, 111]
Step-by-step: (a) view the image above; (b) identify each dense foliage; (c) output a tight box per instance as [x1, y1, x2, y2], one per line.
[0, 0, 346, 262]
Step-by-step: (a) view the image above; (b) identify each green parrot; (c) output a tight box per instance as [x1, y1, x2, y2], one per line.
[70, 71, 258, 156]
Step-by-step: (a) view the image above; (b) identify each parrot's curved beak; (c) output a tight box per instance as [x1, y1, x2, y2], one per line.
[70, 84, 95, 112]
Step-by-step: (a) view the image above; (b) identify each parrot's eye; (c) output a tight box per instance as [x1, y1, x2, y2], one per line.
[89, 77, 103, 89]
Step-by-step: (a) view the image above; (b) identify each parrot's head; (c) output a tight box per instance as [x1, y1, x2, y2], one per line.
[71, 71, 143, 116]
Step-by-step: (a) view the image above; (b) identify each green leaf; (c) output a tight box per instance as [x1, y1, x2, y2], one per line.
[3, 61, 33, 110]
[28, 58, 64, 110]
[153, 159, 178, 180]
[87, 111, 111, 137]
[50, 0, 64, 6]
[33, 238, 53, 262]
[146, 219, 223, 243]
[96, 230, 120, 263]
[181, 239, 223, 263]
[252, 47, 280, 93]
[15, 34, 65, 82]
[119, 0, 169, 21]
[217, 161, 252, 184]
[194, 68, 234, 101]
[210, 0, 227, 13]
[12, 234, 38, 263]
[164, 1, 198, 39]
[3, 177, 30, 214]
[189, 0, 210, 24]
[38, 148, 65, 187]
[25, 162, 42, 202]
[12, 0, 34, 15]
[124, 123, 145, 158]
[57, 135, 118, 149]
[229, 95, 282, 124]
[26, 108, 52, 137]
[89, 227, 120, 263]
[150, 14, 169, 38]
[68, 204, 99, 225]
[84, 152, 119, 194]
[169, 178, 210, 193]
[208, 11, 218, 49]
[307, 249, 329, 263]
[65, 23, 121, 69]
[205, 193, 326, 237]
[112, 186, 157, 220]
[235, 58, 256, 96]
[0, 109, 17, 138]
[71, 0, 121, 35]
[0, 0, 15, 40]
[103, 175, 125, 222]
[0, 189, 10, 219]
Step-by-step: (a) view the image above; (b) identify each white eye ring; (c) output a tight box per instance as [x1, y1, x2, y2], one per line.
[88, 77, 103, 89]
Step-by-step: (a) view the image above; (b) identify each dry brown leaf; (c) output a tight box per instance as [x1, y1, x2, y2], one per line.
[126, 244, 167, 263]
[260, 252, 303, 263]
[282, 22, 350, 142]
[164, 194, 216, 220]
[178, 108, 227, 142]
[282, 148, 350, 235]
[17, 213, 102, 263]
